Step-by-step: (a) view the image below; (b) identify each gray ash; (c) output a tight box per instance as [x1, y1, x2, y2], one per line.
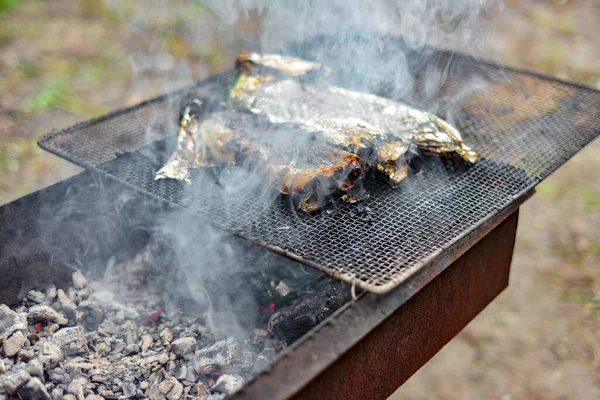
[0, 242, 351, 399]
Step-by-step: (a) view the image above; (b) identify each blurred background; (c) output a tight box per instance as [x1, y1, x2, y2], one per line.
[0, 1, 598, 399]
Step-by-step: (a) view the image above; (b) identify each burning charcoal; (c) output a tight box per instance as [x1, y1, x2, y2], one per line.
[0, 235, 329, 398]
[185, 362, 196, 382]
[77, 300, 104, 329]
[98, 389, 115, 397]
[2, 359, 13, 374]
[26, 359, 44, 378]
[140, 353, 161, 370]
[158, 377, 184, 400]
[146, 382, 163, 400]
[0, 376, 12, 396]
[194, 340, 228, 375]
[141, 334, 153, 352]
[90, 373, 108, 384]
[51, 387, 64, 399]
[158, 352, 170, 364]
[112, 310, 126, 324]
[18, 377, 52, 400]
[88, 291, 115, 304]
[98, 320, 121, 336]
[268, 280, 351, 344]
[174, 364, 187, 380]
[52, 327, 88, 356]
[212, 374, 245, 395]
[225, 337, 256, 370]
[72, 271, 88, 290]
[193, 337, 256, 375]
[67, 288, 88, 305]
[250, 328, 269, 342]
[122, 381, 137, 398]
[28, 305, 68, 327]
[275, 281, 291, 297]
[160, 328, 173, 345]
[15, 305, 28, 313]
[57, 289, 78, 322]
[47, 367, 67, 384]
[121, 307, 139, 321]
[2, 330, 27, 357]
[0, 304, 27, 341]
[64, 359, 95, 372]
[0, 370, 31, 395]
[125, 343, 140, 355]
[19, 347, 35, 362]
[196, 381, 210, 400]
[110, 338, 127, 358]
[68, 377, 88, 400]
[142, 308, 162, 326]
[252, 347, 277, 374]
[126, 330, 138, 346]
[45, 286, 57, 303]
[94, 342, 110, 357]
[27, 290, 47, 304]
[171, 337, 196, 358]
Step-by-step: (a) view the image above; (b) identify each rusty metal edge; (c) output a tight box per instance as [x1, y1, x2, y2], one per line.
[238, 187, 536, 294]
[230, 188, 534, 400]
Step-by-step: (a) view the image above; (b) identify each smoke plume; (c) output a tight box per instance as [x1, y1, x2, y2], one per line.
[98, 0, 505, 338]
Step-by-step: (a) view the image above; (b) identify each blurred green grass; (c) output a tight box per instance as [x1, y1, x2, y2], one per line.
[0, 0, 19, 13]
[23, 78, 107, 118]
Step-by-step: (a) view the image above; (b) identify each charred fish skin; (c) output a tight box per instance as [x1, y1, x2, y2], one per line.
[223, 115, 366, 213]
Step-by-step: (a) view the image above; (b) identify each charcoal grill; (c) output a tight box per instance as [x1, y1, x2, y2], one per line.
[0, 171, 530, 399]
[37, 35, 600, 293]
[2, 34, 600, 399]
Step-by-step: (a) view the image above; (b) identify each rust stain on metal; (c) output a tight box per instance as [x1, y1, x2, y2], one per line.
[290, 211, 519, 400]
[233, 207, 522, 400]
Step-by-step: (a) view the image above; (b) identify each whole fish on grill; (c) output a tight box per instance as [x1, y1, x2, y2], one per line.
[156, 105, 365, 213]
[156, 52, 479, 212]
[229, 52, 478, 184]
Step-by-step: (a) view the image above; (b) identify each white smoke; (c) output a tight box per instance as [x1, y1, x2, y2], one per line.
[100, 0, 505, 338]
[207, 0, 501, 50]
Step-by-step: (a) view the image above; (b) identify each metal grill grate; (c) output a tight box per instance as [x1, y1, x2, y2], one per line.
[39, 40, 600, 293]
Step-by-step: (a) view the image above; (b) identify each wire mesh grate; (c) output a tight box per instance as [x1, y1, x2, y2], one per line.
[39, 41, 600, 293]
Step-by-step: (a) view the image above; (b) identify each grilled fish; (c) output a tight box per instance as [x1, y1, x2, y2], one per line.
[156, 106, 365, 213]
[229, 53, 478, 184]
[156, 52, 479, 212]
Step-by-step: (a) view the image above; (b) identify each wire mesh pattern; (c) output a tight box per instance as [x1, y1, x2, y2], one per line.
[39, 44, 600, 293]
